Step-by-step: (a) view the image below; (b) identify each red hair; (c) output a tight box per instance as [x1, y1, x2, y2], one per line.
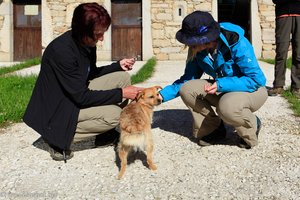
[71, 3, 111, 42]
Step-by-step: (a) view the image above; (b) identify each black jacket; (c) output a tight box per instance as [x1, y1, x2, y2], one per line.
[272, 0, 300, 17]
[23, 31, 124, 150]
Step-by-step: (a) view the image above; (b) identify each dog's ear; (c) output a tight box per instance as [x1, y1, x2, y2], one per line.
[136, 91, 144, 101]
[154, 86, 162, 90]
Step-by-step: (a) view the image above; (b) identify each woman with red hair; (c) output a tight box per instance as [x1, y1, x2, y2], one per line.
[23, 3, 142, 162]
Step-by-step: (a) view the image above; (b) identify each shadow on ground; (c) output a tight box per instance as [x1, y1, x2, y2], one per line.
[152, 109, 193, 138]
[32, 109, 242, 162]
[152, 109, 241, 146]
[32, 136, 98, 153]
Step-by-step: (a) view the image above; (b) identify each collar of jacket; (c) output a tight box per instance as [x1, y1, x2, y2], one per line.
[70, 31, 93, 57]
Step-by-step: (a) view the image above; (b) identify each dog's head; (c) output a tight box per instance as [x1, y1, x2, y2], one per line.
[136, 86, 162, 107]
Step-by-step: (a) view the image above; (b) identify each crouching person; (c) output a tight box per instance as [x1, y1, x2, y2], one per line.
[23, 3, 142, 162]
[159, 11, 268, 149]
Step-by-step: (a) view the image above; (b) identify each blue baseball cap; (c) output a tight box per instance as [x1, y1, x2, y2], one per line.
[176, 11, 220, 45]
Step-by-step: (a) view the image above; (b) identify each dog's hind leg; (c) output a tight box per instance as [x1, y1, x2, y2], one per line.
[146, 140, 157, 171]
[117, 146, 129, 179]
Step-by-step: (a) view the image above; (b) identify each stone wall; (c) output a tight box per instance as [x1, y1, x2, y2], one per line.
[151, 0, 213, 60]
[0, 15, 3, 56]
[45, 0, 106, 39]
[0, 15, 4, 29]
[45, 0, 214, 61]
[44, 0, 108, 59]
[151, 0, 279, 60]
[258, 0, 276, 59]
[0, 0, 12, 61]
[0, 0, 281, 61]
[45, 0, 280, 61]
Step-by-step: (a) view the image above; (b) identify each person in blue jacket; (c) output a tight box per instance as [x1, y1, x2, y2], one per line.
[159, 11, 268, 149]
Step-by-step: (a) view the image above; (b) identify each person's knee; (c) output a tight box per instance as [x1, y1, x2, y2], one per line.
[217, 97, 239, 121]
[179, 82, 191, 97]
[179, 81, 202, 98]
[105, 106, 122, 127]
[118, 71, 131, 86]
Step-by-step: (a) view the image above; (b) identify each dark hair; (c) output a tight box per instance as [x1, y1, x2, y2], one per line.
[71, 3, 111, 42]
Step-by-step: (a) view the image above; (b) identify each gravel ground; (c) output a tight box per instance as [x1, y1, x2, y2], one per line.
[0, 61, 299, 200]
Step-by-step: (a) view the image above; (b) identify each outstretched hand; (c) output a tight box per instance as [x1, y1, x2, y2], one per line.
[122, 86, 144, 100]
[120, 58, 136, 71]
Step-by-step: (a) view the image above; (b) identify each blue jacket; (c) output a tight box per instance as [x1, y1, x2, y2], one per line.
[160, 22, 266, 102]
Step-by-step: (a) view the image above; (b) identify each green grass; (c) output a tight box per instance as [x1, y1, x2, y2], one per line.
[131, 57, 156, 84]
[282, 90, 300, 117]
[0, 57, 41, 76]
[260, 57, 292, 69]
[0, 75, 37, 127]
[0, 57, 157, 127]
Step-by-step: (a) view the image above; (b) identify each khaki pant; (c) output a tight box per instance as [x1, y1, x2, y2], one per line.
[179, 79, 268, 147]
[74, 71, 130, 142]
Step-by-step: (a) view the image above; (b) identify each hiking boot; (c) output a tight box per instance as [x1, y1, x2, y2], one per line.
[198, 121, 227, 146]
[48, 144, 74, 162]
[291, 88, 300, 99]
[267, 87, 284, 96]
[95, 129, 120, 148]
[238, 116, 262, 149]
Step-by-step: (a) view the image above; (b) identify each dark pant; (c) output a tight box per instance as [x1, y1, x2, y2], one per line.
[273, 16, 300, 89]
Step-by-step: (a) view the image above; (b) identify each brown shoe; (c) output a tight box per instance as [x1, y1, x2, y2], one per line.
[267, 87, 284, 96]
[291, 88, 300, 99]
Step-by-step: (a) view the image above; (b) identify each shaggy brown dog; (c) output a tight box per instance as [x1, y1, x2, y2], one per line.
[117, 86, 162, 179]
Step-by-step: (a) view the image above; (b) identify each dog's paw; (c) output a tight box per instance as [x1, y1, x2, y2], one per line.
[117, 173, 124, 180]
[149, 164, 157, 171]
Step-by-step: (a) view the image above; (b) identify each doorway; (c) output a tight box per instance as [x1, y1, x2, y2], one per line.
[218, 0, 251, 41]
[13, 0, 41, 61]
[111, 0, 142, 61]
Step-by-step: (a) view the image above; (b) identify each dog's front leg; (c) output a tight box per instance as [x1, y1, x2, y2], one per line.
[146, 138, 157, 171]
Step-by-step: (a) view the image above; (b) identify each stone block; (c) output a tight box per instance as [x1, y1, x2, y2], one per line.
[155, 53, 169, 60]
[160, 47, 181, 53]
[156, 13, 173, 21]
[262, 50, 275, 59]
[169, 53, 187, 60]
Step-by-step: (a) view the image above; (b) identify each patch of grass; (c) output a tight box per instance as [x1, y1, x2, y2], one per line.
[131, 57, 156, 84]
[0, 57, 41, 76]
[260, 57, 292, 69]
[0, 57, 157, 127]
[260, 58, 275, 65]
[282, 90, 300, 117]
[0, 75, 37, 126]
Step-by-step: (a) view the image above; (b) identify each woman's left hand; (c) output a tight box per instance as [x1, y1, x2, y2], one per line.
[120, 58, 136, 71]
[204, 82, 218, 94]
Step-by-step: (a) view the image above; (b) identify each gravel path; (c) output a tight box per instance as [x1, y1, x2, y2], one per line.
[0, 61, 299, 200]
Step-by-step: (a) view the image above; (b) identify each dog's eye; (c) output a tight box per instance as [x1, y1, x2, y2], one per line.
[149, 95, 154, 98]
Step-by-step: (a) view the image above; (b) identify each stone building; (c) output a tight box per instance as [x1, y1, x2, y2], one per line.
[0, 0, 276, 62]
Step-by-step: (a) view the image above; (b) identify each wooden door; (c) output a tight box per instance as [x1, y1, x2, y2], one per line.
[111, 0, 142, 61]
[13, 1, 41, 61]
